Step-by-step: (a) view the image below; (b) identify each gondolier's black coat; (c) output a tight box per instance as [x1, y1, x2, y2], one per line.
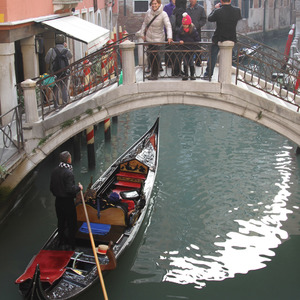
[50, 164, 80, 249]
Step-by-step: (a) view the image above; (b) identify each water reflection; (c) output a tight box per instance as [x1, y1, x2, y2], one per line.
[161, 144, 294, 288]
[2, 106, 300, 299]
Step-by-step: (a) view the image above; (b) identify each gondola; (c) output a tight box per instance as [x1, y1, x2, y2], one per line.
[16, 117, 160, 299]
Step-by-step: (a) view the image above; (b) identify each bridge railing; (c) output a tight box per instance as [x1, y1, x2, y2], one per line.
[235, 33, 300, 108]
[138, 41, 211, 81]
[0, 105, 24, 171]
[17, 34, 134, 120]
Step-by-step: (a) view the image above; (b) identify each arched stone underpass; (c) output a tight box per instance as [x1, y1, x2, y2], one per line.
[3, 80, 300, 191]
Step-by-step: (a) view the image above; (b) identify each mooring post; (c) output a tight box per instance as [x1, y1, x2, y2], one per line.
[86, 125, 95, 168]
[73, 132, 82, 162]
[104, 118, 111, 141]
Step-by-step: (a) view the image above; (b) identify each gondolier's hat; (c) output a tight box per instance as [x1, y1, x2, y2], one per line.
[97, 244, 108, 255]
[60, 151, 71, 163]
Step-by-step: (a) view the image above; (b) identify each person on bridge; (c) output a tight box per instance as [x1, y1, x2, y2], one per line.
[45, 35, 72, 110]
[202, 0, 241, 80]
[186, 0, 206, 41]
[176, 13, 200, 80]
[50, 151, 83, 250]
[140, 0, 173, 80]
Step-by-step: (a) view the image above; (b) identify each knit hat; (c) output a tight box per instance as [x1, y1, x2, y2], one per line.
[182, 12, 192, 25]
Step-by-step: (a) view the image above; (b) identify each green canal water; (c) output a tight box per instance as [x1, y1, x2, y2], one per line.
[1, 105, 300, 299]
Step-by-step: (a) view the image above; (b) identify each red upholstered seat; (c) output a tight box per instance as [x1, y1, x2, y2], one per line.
[116, 172, 146, 180]
[115, 180, 141, 189]
[16, 250, 74, 284]
[121, 199, 135, 211]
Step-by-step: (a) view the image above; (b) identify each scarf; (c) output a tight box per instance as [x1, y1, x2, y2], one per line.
[59, 162, 73, 171]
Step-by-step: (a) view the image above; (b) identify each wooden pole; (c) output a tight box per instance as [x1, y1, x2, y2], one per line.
[86, 126, 96, 168]
[80, 189, 109, 300]
[104, 118, 111, 141]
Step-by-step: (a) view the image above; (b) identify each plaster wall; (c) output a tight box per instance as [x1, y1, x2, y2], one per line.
[0, 43, 17, 119]
[1, 0, 53, 23]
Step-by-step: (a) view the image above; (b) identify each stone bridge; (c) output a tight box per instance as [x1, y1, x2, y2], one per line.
[2, 40, 300, 193]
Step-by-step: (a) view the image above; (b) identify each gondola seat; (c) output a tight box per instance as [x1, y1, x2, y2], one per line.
[114, 180, 141, 189]
[116, 171, 146, 183]
[76, 203, 127, 226]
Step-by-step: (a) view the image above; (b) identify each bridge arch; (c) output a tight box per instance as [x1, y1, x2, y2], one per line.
[40, 81, 300, 154]
[4, 80, 300, 190]
[96, 81, 300, 143]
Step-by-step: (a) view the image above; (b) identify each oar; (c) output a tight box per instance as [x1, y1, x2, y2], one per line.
[79, 187, 109, 300]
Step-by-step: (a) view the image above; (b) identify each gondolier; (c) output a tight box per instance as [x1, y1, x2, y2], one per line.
[50, 151, 83, 250]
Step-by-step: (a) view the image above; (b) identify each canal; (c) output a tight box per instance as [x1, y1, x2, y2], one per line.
[1, 105, 300, 299]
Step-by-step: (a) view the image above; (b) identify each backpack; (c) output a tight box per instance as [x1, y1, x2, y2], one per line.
[52, 47, 69, 77]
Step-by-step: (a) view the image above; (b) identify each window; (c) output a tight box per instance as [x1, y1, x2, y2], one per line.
[96, 10, 102, 26]
[134, 0, 149, 13]
[89, 8, 95, 24]
[241, 0, 249, 18]
[81, 9, 88, 21]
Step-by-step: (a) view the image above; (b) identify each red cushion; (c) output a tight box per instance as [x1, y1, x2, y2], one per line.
[121, 199, 135, 211]
[115, 181, 141, 189]
[116, 172, 146, 180]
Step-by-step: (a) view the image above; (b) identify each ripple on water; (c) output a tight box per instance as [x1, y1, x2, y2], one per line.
[130, 106, 299, 289]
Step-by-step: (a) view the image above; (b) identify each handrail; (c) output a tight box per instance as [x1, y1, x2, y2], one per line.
[39, 34, 135, 119]
[235, 33, 300, 109]
[16, 34, 135, 120]
[0, 104, 24, 167]
[16, 34, 300, 119]
[138, 41, 212, 81]
[136, 36, 299, 110]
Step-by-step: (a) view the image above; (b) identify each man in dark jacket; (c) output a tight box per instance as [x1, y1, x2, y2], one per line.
[186, 0, 206, 40]
[203, 0, 241, 79]
[50, 151, 83, 250]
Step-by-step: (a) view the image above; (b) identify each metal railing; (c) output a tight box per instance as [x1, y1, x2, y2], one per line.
[17, 34, 134, 120]
[235, 33, 300, 109]
[0, 105, 24, 168]
[16, 33, 300, 119]
[140, 41, 212, 81]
